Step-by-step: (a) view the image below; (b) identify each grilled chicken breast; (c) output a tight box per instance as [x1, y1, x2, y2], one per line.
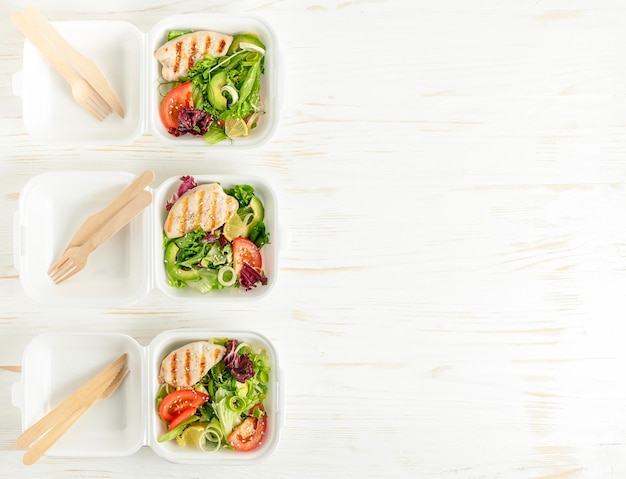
[154, 31, 234, 81]
[159, 341, 226, 388]
[164, 183, 239, 239]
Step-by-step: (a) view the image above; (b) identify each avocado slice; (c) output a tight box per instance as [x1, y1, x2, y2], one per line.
[236, 195, 265, 238]
[208, 71, 228, 111]
[164, 242, 201, 282]
[249, 195, 264, 223]
[227, 33, 266, 54]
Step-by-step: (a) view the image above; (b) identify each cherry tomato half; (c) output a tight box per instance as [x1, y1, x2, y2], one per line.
[158, 388, 209, 429]
[232, 237, 262, 274]
[227, 404, 267, 452]
[160, 82, 193, 130]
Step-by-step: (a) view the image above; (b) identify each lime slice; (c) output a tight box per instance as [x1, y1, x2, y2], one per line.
[225, 118, 249, 139]
[176, 424, 206, 449]
[223, 214, 249, 241]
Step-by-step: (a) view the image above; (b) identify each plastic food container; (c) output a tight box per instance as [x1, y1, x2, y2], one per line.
[13, 171, 279, 308]
[11, 329, 283, 464]
[12, 14, 282, 148]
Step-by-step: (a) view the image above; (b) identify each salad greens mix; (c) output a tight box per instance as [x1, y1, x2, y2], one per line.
[159, 30, 266, 145]
[163, 176, 270, 293]
[156, 338, 271, 452]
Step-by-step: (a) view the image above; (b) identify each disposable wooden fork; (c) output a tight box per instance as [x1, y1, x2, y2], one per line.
[16, 353, 128, 464]
[48, 190, 153, 284]
[24, 5, 125, 118]
[12, 10, 113, 122]
[58, 170, 155, 255]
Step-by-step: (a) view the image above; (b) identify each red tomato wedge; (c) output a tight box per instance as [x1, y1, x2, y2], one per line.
[160, 82, 193, 129]
[232, 237, 262, 274]
[227, 404, 267, 452]
[167, 407, 197, 431]
[159, 388, 209, 429]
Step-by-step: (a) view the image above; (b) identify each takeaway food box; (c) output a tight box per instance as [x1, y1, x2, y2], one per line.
[11, 329, 284, 464]
[12, 14, 282, 148]
[13, 172, 280, 307]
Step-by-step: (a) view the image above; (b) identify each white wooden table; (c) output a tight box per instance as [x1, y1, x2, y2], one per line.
[2, 1, 626, 477]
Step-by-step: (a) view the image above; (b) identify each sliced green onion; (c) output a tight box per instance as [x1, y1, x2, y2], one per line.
[246, 112, 260, 130]
[220, 84, 239, 106]
[200, 425, 223, 453]
[228, 395, 248, 412]
[217, 266, 237, 287]
[240, 42, 266, 55]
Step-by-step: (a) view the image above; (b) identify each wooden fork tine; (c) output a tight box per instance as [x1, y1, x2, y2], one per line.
[48, 253, 78, 284]
[47, 251, 71, 278]
[50, 259, 79, 284]
[47, 190, 153, 285]
[85, 87, 112, 117]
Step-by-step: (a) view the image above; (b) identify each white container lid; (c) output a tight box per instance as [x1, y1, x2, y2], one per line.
[12, 330, 283, 464]
[14, 172, 280, 308]
[13, 14, 282, 149]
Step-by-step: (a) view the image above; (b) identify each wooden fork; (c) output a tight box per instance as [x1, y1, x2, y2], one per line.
[22, 366, 129, 465]
[48, 190, 153, 284]
[17, 353, 127, 449]
[12, 10, 113, 121]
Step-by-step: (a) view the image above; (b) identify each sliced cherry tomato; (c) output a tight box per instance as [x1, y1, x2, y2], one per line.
[160, 81, 193, 129]
[167, 407, 197, 431]
[232, 237, 262, 274]
[227, 404, 267, 452]
[159, 388, 209, 423]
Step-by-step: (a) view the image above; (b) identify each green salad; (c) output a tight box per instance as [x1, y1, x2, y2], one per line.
[156, 338, 271, 452]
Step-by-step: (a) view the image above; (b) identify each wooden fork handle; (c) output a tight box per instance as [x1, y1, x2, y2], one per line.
[16, 353, 127, 449]
[85, 190, 153, 253]
[12, 11, 82, 87]
[22, 405, 88, 465]
[63, 170, 155, 252]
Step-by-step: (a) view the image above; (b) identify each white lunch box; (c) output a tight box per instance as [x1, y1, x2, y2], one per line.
[12, 14, 283, 148]
[11, 329, 284, 464]
[13, 171, 280, 308]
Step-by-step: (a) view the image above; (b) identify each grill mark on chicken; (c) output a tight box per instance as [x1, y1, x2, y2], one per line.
[199, 353, 206, 378]
[203, 35, 212, 56]
[166, 208, 174, 235]
[180, 195, 189, 237]
[174, 41, 183, 78]
[170, 352, 178, 386]
[209, 189, 217, 225]
[217, 39, 226, 55]
[188, 36, 197, 71]
[184, 348, 191, 386]
[195, 190, 205, 229]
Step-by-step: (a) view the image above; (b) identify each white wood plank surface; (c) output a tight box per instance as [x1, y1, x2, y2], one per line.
[2, 1, 626, 477]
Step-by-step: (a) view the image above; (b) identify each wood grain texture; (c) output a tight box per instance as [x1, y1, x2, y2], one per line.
[1, 0, 626, 478]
